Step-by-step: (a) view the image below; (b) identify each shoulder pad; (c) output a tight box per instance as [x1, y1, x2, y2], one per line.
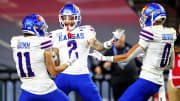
[10, 36, 24, 48]
[164, 27, 177, 40]
[167, 27, 176, 33]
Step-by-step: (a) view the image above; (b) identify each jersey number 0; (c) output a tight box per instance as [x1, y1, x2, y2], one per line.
[160, 43, 171, 67]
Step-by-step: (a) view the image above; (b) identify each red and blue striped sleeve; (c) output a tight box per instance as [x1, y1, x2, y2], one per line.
[139, 29, 154, 41]
[40, 40, 52, 49]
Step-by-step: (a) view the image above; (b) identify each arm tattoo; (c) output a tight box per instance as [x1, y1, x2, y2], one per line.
[93, 40, 104, 49]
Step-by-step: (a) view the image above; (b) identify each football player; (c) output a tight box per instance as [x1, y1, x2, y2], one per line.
[10, 14, 75, 101]
[90, 3, 176, 101]
[49, 4, 120, 101]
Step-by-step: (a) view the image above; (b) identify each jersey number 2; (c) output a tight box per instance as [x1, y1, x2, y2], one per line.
[67, 40, 78, 59]
[17, 52, 34, 77]
[160, 43, 171, 67]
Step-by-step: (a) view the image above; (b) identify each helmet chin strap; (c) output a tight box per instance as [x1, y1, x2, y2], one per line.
[67, 26, 73, 38]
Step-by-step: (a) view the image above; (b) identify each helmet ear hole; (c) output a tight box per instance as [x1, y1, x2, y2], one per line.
[39, 30, 43, 33]
[75, 16, 78, 20]
[161, 18, 165, 22]
[146, 18, 150, 23]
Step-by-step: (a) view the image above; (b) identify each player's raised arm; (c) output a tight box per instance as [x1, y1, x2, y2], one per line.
[44, 49, 75, 76]
[89, 38, 106, 51]
[113, 44, 143, 62]
[44, 49, 61, 76]
[90, 44, 144, 62]
[85, 25, 109, 51]
[89, 28, 124, 51]
[52, 48, 60, 66]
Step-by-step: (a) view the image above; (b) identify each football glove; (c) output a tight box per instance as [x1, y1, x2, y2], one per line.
[103, 38, 115, 49]
[66, 53, 77, 66]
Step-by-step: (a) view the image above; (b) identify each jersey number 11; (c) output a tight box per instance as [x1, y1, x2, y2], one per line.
[17, 52, 35, 77]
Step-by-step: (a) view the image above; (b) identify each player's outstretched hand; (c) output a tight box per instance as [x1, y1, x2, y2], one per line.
[103, 38, 114, 49]
[103, 29, 125, 49]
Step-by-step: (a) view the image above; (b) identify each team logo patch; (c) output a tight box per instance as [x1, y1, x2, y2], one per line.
[157, 9, 160, 14]
[37, 16, 43, 21]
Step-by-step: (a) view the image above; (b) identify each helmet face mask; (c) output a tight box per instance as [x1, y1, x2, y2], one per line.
[22, 14, 48, 36]
[59, 4, 81, 30]
[139, 3, 166, 28]
[139, 16, 146, 28]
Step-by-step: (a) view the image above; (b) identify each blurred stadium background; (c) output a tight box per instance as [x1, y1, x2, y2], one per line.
[0, 0, 179, 101]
